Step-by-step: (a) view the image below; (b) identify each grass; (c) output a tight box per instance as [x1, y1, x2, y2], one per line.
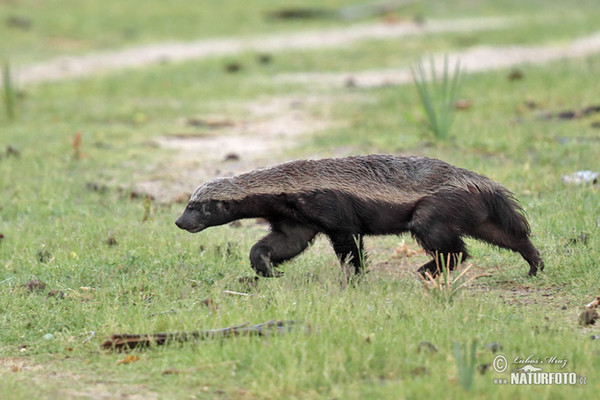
[0, 0, 365, 64]
[2, 61, 16, 120]
[411, 55, 462, 139]
[1, 1, 600, 398]
[454, 339, 478, 391]
[3, 1, 600, 65]
[419, 258, 491, 304]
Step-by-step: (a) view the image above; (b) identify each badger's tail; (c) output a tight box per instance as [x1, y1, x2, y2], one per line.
[477, 186, 543, 276]
[483, 187, 531, 237]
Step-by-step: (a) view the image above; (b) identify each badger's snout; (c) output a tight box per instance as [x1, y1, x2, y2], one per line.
[174, 215, 186, 230]
[175, 211, 203, 233]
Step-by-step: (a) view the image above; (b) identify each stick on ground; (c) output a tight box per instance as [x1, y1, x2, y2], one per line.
[101, 320, 295, 351]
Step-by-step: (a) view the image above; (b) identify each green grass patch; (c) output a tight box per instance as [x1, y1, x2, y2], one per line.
[2, 60, 17, 120]
[0, 0, 366, 64]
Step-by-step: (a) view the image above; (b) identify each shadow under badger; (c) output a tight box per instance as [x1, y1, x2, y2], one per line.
[175, 155, 543, 278]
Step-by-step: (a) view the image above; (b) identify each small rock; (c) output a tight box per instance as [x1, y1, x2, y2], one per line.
[43, 333, 54, 340]
[6, 145, 20, 157]
[23, 279, 46, 292]
[508, 69, 524, 81]
[106, 236, 118, 246]
[224, 62, 242, 73]
[344, 76, 357, 87]
[562, 171, 598, 185]
[556, 110, 581, 120]
[579, 309, 599, 326]
[6, 16, 32, 30]
[590, 334, 600, 340]
[583, 105, 600, 116]
[224, 153, 240, 161]
[185, 118, 234, 129]
[257, 53, 272, 64]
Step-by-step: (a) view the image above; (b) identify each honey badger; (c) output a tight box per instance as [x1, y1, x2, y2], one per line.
[175, 155, 543, 278]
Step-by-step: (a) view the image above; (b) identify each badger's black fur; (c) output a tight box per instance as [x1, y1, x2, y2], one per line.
[175, 155, 543, 278]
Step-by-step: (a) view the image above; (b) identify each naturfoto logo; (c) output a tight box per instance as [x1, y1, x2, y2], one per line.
[492, 354, 587, 386]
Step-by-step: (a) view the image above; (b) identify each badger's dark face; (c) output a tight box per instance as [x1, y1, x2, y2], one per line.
[175, 200, 232, 233]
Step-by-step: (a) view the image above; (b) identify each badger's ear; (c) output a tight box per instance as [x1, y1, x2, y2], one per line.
[217, 201, 230, 213]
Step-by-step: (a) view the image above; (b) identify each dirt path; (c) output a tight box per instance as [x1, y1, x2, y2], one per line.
[16, 17, 511, 85]
[133, 94, 341, 202]
[278, 31, 600, 87]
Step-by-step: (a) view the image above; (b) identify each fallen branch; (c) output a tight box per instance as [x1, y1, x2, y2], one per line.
[101, 320, 295, 351]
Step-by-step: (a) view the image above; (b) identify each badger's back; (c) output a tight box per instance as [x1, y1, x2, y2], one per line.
[191, 155, 502, 205]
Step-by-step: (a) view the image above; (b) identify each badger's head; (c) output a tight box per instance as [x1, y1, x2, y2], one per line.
[175, 177, 242, 233]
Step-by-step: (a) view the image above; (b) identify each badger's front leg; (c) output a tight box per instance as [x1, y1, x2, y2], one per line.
[409, 208, 469, 278]
[249, 221, 318, 277]
[328, 233, 366, 274]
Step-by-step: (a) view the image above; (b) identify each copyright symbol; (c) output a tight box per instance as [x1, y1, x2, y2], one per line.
[492, 355, 508, 373]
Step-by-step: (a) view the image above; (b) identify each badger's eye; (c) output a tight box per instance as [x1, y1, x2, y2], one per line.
[217, 201, 230, 212]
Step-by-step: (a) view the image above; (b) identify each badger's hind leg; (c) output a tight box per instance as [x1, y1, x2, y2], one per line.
[470, 221, 543, 276]
[328, 233, 366, 274]
[249, 221, 318, 277]
[409, 216, 469, 278]
[417, 251, 468, 278]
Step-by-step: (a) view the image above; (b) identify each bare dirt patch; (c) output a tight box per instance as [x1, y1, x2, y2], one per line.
[158, 96, 329, 160]
[133, 95, 341, 202]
